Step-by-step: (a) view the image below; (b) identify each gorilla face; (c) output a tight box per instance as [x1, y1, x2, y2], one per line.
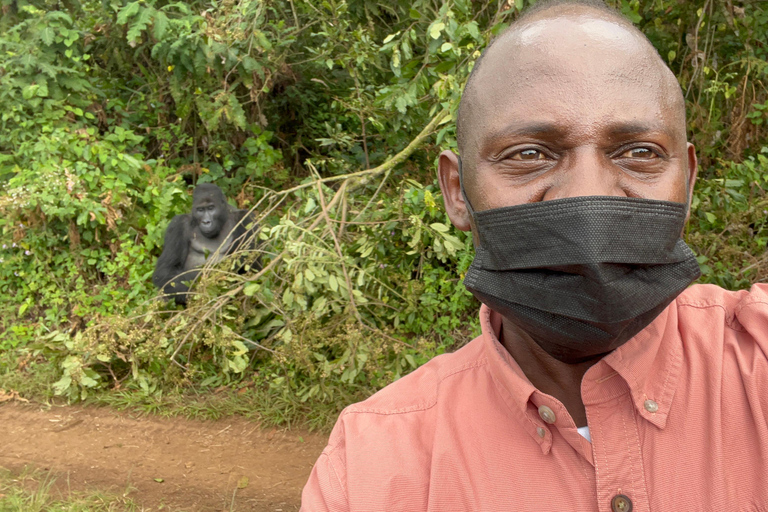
[193, 200, 226, 237]
[191, 185, 229, 238]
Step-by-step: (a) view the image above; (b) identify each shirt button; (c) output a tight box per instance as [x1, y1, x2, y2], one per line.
[644, 399, 659, 413]
[538, 405, 556, 424]
[537, 427, 546, 438]
[611, 494, 633, 512]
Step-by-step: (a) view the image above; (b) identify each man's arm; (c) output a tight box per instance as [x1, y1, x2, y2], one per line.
[301, 451, 349, 512]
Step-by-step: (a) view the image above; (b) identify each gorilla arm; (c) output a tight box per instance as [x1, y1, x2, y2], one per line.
[152, 214, 199, 305]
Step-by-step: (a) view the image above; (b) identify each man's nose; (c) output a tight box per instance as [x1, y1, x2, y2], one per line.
[542, 147, 627, 200]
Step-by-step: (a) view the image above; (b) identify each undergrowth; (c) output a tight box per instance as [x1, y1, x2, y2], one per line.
[0, 466, 140, 512]
[1, 0, 767, 428]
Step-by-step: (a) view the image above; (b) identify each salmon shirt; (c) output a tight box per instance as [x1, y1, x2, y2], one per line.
[301, 284, 768, 511]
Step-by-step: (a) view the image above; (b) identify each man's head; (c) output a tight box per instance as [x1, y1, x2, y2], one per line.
[439, 0, 697, 232]
[192, 183, 229, 238]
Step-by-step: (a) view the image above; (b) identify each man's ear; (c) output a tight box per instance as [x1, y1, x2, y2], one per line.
[438, 150, 472, 232]
[685, 142, 699, 223]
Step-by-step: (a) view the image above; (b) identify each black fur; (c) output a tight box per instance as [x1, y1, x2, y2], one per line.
[152, 186, 260, 305]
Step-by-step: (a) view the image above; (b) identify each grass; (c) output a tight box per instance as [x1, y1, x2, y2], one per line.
[84, 385, 344, 432]
[0, 356, 59, 403]
[0, 351, 345, 432]
[0, 467, 139, 512]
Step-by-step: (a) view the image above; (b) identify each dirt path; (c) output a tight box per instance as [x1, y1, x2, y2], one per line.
[0, 402, 328, 511]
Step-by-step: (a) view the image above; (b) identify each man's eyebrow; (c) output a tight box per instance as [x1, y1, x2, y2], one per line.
[485, 121, 675, 143]
[607, 122, 669, 136]
[485, 123, 566, 143]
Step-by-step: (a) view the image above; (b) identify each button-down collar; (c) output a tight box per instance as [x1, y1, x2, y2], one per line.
[481, 302, 682, 450]
[597, 304, 682, 430]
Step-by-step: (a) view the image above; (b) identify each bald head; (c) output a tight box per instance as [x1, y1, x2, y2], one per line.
[438, 0, 697, 235]
[456, 2, 686, 163]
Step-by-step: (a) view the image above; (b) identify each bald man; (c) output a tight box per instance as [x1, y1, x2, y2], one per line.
[301, 1, 768, 511]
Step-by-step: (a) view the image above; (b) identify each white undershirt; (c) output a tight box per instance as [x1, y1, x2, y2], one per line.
[577, 426, 591, 442]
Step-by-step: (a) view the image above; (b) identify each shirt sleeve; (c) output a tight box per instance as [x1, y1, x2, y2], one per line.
[300, 451, 350, 512]
[731, 285, 768, 412]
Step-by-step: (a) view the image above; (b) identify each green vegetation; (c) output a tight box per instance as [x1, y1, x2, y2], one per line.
[1, 0, 767, 429]
[0, 467, 139, 512]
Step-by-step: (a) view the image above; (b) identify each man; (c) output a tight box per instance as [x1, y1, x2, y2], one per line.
[301, 1, 768, 510]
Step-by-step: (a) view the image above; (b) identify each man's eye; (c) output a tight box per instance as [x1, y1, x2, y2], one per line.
[512, 149, 546, 161]
[619, 147, 657, 159]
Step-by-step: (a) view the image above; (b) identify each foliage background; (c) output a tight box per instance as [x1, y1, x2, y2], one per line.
[1, 0, 767, 428]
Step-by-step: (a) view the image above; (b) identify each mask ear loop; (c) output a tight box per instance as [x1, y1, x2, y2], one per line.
[457, 157, 476, 217]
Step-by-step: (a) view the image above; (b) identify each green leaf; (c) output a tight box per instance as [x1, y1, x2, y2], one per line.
[282, 288, 294, 307]
[705, 212, 717, 223]
[153, 11, 169, 40]
[244, 282, 260, 296]
[117, 2, 140, 24]
[329, 274, 339, 292]
[429, 22, 445, 39]
[312, 296, 327, 313]
[466, 22, 480, 40]
[22, 85, 38, 100]
[667, 50, 676, 63]
[80, 374, 98, 387]
[401, 40, 412, 60]
[515, 0, 524, 11]
[52, 375, 72, 396]
[40, 26, 55, 46]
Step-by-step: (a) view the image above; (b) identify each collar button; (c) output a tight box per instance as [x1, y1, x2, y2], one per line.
[644, 399, 659, 413]
[536, 427, 546, 438]
[538, 405, 556, 424]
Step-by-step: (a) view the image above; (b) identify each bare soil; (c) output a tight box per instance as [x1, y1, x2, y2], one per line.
[0, 402, 328, 511]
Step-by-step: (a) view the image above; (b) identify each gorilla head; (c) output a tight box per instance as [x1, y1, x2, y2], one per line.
[192, 184, 229, 238]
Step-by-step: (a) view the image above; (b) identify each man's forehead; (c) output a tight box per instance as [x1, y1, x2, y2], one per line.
[459, 8, 683, 151]
[475, 12, 659, 89]
[509, 12, 643, 48]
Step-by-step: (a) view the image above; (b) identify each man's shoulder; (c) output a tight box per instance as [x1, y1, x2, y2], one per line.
[340, 336, 488, 418]
[676, 282, 768, 318]
[675, 283, 768, 359]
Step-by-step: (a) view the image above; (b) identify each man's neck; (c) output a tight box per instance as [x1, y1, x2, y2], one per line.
[499, 316, 600, 427]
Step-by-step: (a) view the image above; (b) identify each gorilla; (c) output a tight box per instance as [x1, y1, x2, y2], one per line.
[152, 183, 259, 305]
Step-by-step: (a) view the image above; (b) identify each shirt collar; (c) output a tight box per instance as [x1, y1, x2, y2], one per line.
[480, 301, 683, 447]
[595, 303, 683, 430]
[480, 305, 553, 453]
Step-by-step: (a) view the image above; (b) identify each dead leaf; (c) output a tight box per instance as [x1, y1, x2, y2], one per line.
[0, 389, 29, 403]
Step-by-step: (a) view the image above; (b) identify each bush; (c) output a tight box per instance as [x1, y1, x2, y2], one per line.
[1, 0, 767, 425]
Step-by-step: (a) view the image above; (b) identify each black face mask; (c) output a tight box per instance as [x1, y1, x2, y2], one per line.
[458, 162, 701, 363]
